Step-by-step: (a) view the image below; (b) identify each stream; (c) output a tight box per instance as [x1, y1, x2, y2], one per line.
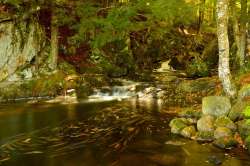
[0, 69, 250, 166]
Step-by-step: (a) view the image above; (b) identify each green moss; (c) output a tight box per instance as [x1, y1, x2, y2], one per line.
[196, 131, 214, 141]
[214, 116, 236, 131]
[237, 120, 250, 139]
[178, 108, 202, 119]
[169, 118, 188, 134]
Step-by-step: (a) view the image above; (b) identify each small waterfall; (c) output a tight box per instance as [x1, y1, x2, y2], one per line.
[154, 60, 173, 72]
[88, 79, 139, 101]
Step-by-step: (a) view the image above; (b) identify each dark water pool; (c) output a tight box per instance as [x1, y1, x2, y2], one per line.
[0, 99, 250, 166]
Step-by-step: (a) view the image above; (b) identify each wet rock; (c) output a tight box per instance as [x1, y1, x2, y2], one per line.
[180, 126, 196, 138]
[228, 100, 247, 121]
[214, 116, 237, 131]
[214, 127, 232, 139]
[238, 84, 250, 100]
[197, 115, 215, 132]
[213, 137, 237, 149]
[202, 96, 231, 117]
[207, 155, 222, 165]
[169, 118, 188, 134]
[196, 131, 214, 142]
[237, 120, 250, 139]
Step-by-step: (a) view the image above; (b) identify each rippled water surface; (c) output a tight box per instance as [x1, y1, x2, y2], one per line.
[0, 97, 250, 166]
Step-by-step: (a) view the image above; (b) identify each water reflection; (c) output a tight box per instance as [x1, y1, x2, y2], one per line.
[0, 102, 115, 141]
[0, 99, 250, 166]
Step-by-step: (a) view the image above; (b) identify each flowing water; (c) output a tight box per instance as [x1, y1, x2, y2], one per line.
[0, 74, 250, 165]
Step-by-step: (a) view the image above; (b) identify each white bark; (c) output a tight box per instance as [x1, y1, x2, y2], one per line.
[217, 0, 237, 97]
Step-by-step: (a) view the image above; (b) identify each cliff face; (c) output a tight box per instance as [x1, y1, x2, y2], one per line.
[0, 21, 46, 82]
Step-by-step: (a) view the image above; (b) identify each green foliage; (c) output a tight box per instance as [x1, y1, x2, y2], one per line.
[2, 0, 203, 74]
[186, 58, 209, 77]
[243, 106, 250, 119]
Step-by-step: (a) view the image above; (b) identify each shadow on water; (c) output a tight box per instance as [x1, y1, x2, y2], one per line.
[0, 94, 250, 165]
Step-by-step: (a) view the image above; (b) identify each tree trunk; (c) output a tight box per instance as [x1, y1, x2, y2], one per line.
[231, 0, 240, 67]
[50, 10, 58, 70]
[216, 0, 237, 98]
[238, 0, 247, 67]
[197, 0, 206, 33]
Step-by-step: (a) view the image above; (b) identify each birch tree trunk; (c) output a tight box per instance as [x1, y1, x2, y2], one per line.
[216, 0, 237, 98]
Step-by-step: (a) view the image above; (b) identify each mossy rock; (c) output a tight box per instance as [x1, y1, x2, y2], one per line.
[180, 126, 196, 138]
[197, 115, 215, 132]
[228, 101, 247, 121]
[202, 96, 231, 117]
[236, 120, 250, 139]
[214, 116, 237, 131]
[213, 137, 238, 149]
[196, 131, 214, 142]
[169, 118, 188, 134]
[0, 71, 67, 100]
[214, 127, 233, 139]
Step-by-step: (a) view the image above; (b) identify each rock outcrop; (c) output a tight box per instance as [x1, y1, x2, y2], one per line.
[0, 21, 45, 82]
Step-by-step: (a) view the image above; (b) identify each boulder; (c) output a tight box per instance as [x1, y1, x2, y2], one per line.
[0, 21, 45, 82]
[169, 118, 188, 134]
[197, 115, 215, 132]
[180, 126, 196, 138]
[237, 120, 250, 139]
[214, 116, 237, 131]
[228, 101, 247, 121]
[214, 127, 232, 139]
[202, 96, 231, 117]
